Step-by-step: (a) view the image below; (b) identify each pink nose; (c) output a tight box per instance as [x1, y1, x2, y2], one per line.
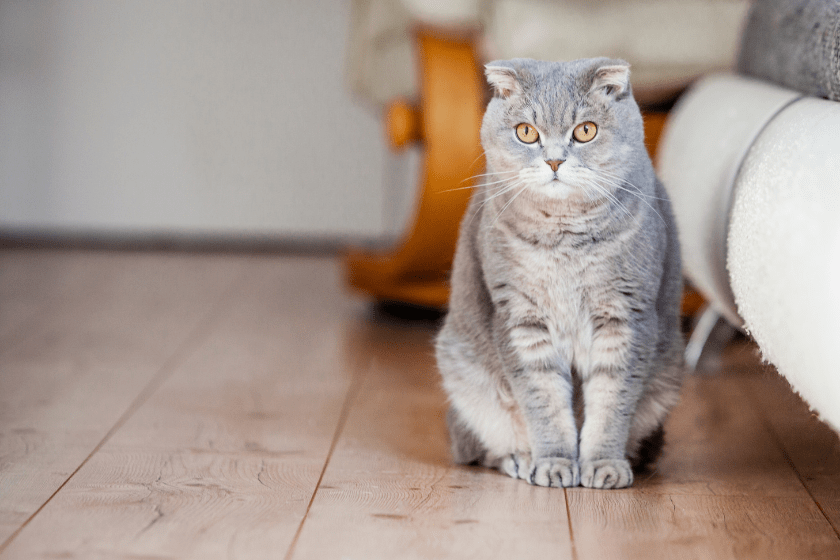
[545, 159, 564, 172]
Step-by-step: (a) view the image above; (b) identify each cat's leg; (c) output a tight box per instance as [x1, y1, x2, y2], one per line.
[498, 321, 580, 488]
[579, 313, 685, 486]
[437, 336, 532, 480]
[447, 403, 531, 478]
[487, 450, 532, 480]
[577, 315, 650, 489]
[578, 371, 639, 489]
[445, 393, 532, 480]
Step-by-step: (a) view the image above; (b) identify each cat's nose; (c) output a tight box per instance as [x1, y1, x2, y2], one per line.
[545, 159, 564, 172]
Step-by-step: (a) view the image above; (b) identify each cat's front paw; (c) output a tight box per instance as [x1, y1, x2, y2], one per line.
[580, 459, 633, 489]
[528, 457, 580, 488]
[497, 452, 532, 480]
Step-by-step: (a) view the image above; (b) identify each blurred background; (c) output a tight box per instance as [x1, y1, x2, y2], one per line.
[0, 0, 406, 244]
[0, 0, 746, 249]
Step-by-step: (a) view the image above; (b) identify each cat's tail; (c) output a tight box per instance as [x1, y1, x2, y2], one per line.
[629, 424, 665, 472]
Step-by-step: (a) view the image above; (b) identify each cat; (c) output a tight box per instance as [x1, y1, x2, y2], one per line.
[435, 57, 685, 489]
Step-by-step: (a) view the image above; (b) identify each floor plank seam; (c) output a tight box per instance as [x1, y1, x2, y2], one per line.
[744, 385, 840, 541]
[563, 488, 579, 560]
[767, 426, 840, 540]
[0, 270, 249, 555]
[282, 355, 371, 560]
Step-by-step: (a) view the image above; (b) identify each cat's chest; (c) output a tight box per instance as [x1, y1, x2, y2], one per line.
[502, 234, 629, 332]
[518, 242, 607, 305]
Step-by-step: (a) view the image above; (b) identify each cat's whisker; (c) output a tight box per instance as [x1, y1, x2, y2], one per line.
[600, 178, 667, 202]
[441, 181, 508, 194]
[580, 179, 635, 222]
[474, 184, 522, 202]
[482, 176, 530, 189]
[583, 182, 629, 217]
[566, 171, 602, 203]
[577, 182, 598, 203]
[520, 168, 544, 180]
[563, 172, 594, 202]
[470, 171, 522, 183]
[588, 169, 643, 192]
[594, 170, 668, 201]
[479, 177, 526, 202]
[466, 150, 490, 174]
[589, 175, 666, 225]
[458, 169, 520, 185]
[439, 185, 481, 193]
[466, 179, 528, 226]
[471, 183, 524, 208]
[441, 173, 524, 194]
[581, 168, 667, 225]
[491, 182, 530, 226]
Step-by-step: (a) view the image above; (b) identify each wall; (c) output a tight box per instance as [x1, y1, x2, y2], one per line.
[0, 0, 396, 241]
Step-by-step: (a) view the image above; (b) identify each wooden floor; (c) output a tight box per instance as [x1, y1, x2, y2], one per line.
[1, 250, 839, 559]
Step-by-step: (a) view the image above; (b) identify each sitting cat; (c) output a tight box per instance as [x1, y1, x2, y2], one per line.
[435, 58, 685, 489]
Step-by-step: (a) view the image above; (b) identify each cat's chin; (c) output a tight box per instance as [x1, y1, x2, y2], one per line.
[529, 181, 583, 202]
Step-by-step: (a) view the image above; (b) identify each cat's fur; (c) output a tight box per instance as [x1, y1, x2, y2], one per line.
[435, 58, 684, 489]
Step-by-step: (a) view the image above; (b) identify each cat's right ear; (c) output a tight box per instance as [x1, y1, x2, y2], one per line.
[589, 62, 631, 100]
[485, 63, 522, 99]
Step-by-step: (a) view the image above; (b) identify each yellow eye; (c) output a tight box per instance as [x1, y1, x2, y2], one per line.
[573, 121, 597, 143]
[515, 123, 539, 144]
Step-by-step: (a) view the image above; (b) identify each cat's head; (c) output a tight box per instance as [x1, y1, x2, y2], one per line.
[480, 58, 645, 203]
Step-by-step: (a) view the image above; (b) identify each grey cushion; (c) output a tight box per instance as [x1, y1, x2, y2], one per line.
[738, 0, 840, 101]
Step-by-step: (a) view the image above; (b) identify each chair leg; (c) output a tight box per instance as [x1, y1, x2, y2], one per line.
[344, 29, 485, 308]
[685, 303, 738, 371]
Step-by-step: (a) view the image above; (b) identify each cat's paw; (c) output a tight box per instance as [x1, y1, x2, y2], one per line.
[497, 452, 532, 480]
[528, 457, 580, 488]
[580, 459, 633, 489]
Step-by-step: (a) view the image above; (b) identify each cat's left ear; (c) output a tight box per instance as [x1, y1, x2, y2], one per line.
[589, 62, 630, 100]
[485, 63, 522, 99]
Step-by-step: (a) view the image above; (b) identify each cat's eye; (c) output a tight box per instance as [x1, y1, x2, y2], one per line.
[573, 121, 598, 143]
[515, 123, 539, 144]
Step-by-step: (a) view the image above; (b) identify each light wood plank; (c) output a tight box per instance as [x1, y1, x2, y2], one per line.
[291, 318, 575, 560]
[0, 251, 127, 348]
[569, 491, 840, 559]
[634, 373, 809, 498]
[1, 257, 371, 559]
[3, 253, 840, 559]
[0, 251, 244, 544]
[568, 340, 840, 559]
[740, 363, 840, 533]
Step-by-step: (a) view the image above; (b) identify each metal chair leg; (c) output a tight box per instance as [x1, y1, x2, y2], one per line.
[685, 303, 725, 371]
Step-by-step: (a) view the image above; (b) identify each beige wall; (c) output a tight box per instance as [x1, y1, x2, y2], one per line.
[0, 0, 392, 240]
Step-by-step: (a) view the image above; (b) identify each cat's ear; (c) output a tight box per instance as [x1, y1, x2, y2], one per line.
[485, 63, 522, 99]
[589, 62, 630, 99]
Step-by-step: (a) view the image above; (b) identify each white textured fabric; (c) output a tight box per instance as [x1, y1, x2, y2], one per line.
[401, 0, 481, 22]
[660, 74, 840, 430]
[728, 97, 840, 431]
[487, 0, 749, 99]
[657, 74, 801, 327]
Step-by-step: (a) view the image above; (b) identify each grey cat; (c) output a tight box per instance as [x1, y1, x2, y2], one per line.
[435, 58, 684, 489]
